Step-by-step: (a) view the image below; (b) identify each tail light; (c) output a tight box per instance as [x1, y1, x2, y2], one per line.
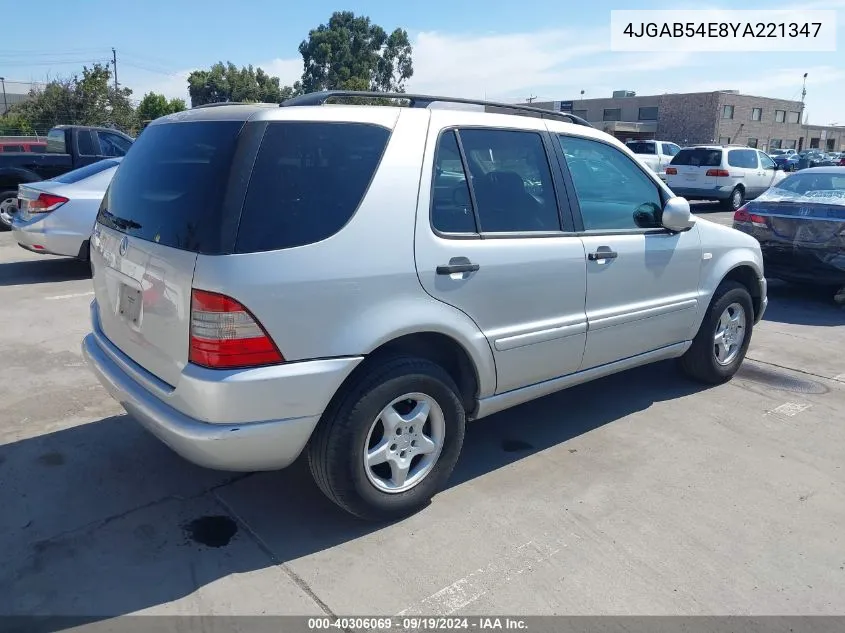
[706, 169, 730, 177]
[665, 167, 677, 175]
[189, 289, 284, 369]
[25, 193, 69, 213]
[734, 206, 767, 227]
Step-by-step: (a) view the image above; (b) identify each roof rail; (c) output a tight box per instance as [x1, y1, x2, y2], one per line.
[280, 90, 594, 128]
[192, 101, 279, 109]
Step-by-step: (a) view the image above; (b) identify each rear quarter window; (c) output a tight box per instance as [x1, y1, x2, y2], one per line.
[671, 148, 722, 167]
[235, 121, 391, 253]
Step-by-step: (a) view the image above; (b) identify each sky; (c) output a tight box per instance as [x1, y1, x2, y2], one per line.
[1, 0, 844, 124]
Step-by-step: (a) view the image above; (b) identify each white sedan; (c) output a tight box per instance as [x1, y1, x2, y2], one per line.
[12, 158, 121, 260]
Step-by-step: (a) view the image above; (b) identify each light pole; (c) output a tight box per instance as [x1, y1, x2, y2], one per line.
[0, 77, 7, 117]
[801, 72, 808, 151]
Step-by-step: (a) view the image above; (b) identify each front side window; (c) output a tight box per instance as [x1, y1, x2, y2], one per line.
[728, 149, 759, 169]
[559, 135, 663, 231]
[457, 128, 560, 233]
[97, 131, 132, 157]
[662, 143, 680, 156]
[758, 152, 776, 169]
[77, 130, 96, 156]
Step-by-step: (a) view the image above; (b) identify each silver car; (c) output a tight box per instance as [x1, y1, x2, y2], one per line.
[13, 159, 121, 260]
[82, 94, 767, 520]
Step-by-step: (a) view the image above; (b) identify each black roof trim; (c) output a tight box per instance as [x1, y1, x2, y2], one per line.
[280, 91, 594, 127]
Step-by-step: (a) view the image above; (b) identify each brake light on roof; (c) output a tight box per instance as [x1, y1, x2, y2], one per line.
[189, 289, 284, 369]
[734, 206, 767, 227]
[665, 167, 677, 175]
[706, 169, 730, 177]
[25, 193, 69, 213]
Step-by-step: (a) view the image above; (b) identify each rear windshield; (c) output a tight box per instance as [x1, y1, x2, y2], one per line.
[235, 121, 391, 253]
[97, 121, 243, 254]
[670, 148, 722, 167]
[626, 142, 656, 155]
[51, 159, 119, 184]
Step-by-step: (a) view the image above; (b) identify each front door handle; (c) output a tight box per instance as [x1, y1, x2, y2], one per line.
[588, 248, 618, 261]
[436, 257, 480, 275]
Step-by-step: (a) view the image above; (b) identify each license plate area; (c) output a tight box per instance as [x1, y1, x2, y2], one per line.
[118, 284, 142, 325]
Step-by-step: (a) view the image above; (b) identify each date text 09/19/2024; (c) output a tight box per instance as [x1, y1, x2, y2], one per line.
[307, 617, 528, 630]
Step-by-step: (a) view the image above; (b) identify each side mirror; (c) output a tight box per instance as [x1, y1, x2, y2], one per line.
[662, 196, 696, 232]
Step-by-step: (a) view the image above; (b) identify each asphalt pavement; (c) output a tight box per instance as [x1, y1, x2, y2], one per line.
[1, 212, 844, 621]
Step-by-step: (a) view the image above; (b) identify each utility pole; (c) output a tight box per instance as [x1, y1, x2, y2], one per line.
[0, 77, 7, 117]
[800, 72, 808, 151]
[526, 95, 537, 103]
[112, 48, 118, 90]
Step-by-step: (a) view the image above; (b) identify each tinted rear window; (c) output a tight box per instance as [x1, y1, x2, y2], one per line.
[52, 159, 119, 184]
[626, 142, 656, 155]
[235, 121, 391, 253]
[670, 148, 722, 167]
[97, 121, 243, 254]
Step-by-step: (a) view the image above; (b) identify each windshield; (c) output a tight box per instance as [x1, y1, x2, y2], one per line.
[670, 148, 722, 167]
[625, 142, 656, 155]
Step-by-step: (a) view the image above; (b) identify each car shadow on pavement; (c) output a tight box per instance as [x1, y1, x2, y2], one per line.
[0, 258, 91, 287]
[763, 280, 844, 327]
[0, 361, 710, 621]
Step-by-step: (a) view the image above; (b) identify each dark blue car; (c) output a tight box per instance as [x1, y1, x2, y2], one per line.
[768, 150, 800, 171]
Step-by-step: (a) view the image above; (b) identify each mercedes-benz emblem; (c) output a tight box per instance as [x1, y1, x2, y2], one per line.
[119, 236, 128, 256]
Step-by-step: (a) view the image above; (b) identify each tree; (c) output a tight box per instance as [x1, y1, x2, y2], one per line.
[187, 62, 299, 107]
[8, 63, 137, 133]
[298, 11, 413, 94]
[137, 92, 186, 122]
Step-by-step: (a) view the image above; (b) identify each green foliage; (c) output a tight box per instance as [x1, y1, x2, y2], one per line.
[137, 92, 186, 122]
[0, 112, 34, 135]
[298, 11, 414, 94]
[187, 62, 300, 107]
[6, 63, 137, 134]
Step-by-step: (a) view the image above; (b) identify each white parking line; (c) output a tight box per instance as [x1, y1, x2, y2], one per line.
[45, 291, 94, 301]
[769, 402, 812, 417]
[395, 540, 561, 617]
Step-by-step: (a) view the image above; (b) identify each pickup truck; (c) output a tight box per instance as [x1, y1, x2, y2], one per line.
[0, 125, 133, 229]
[625, 140, 681, 182]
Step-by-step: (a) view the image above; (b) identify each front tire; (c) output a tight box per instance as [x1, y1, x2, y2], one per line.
[0, 190, 18, 230]
[679, 281, 754, 384]
[308, 356, 466, 521]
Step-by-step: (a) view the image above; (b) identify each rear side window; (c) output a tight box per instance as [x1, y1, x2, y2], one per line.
[46, 130, 66, 153]
[728, 149, 758, 169]
[97, 121, 243, 254]
[51, 159, 119, 184]
[235, 122, 391, 253]
[671, 148, 722, 167]
[626, 142, 656, 155]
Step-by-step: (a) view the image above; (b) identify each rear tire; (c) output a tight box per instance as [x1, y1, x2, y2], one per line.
[308, 356, 466, 521]
[679, 281, 754, 384]
[0, 190, 18, 230]
[721, 186, 744, 211]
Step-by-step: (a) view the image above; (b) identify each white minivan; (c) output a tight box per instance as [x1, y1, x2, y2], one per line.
[666, 145, 787, 211]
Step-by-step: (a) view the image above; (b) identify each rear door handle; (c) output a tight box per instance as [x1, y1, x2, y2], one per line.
[436, 257, 480, 275]
[588, 249, 618, 261]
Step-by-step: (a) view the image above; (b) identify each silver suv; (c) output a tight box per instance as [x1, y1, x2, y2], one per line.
[82, 92, 767, 520]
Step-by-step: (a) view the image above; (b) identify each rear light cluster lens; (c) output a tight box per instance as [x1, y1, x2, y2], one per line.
[665, 167, 678, 175]
[25, 193, 69, 213]
[189, 289, 284, 369]
[734, 207, 767, 227]
[705, 169, 730, 177]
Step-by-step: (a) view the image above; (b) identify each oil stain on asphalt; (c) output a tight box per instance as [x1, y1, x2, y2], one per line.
[737, 364, 828, 395]
[184, 516, 238, 548]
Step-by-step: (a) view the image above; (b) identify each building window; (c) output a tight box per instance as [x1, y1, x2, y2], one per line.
[810, 138, 820, 148]
[638, 106, 658, 121]
[721, 105, 734, 119]
[784, 139, 797, 149]
[770, 139, 782, 149]
[787, 111, 801, 124]
[751, 108, 762, 121]
[572, 109, 588, 119]
[719, 136, 731, 145]
[747, 138, 758, 148]
[775, 110, 786, 123]
[603, 108, 621, 121]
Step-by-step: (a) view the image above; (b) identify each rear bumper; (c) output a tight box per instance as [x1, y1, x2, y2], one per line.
[12, 215, 88, 259]
[82, 318, 363, 471]
[669, 185, 734, 201]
